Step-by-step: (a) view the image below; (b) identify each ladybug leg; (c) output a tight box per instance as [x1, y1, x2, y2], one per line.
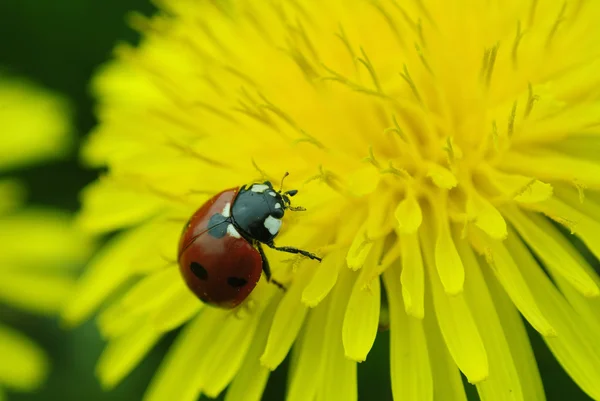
[288, 205, 306, 212]
[265, 242, 322, 262]
[255, 242, 273, 280]
[256, 242, 287, 291]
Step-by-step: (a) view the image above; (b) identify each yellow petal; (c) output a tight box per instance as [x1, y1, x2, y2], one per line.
[224, 300, 279, 401]
[536, 195, 600, 332]
[198, 310, 262, 397]
[422, 294, 468, 401]
[400, 233, 425, 318]
[0, 324, 47, 391]
[346, 223, 373, 270]
[549, 270, 600, 359]
[342, 265, 380, 361]
[317, 268, 357, 401]
[548, 135, 600, 162]
[0, 271, 73, 315]
[500, 150, 600, 189]
[383, 266, 433, 401]
[120, 266, 181, 313]
[367, 192, 395, 238]
[457, 239, 525, 401]
[536, 221, 600, 336]
[346, 165, 380, 196]
[89, 138, 229, 197]
[96, 299, 145, 339]
[504, 206, 599, 297]
[395, 193, 422, 234]
[286, 299, 330, 401]
[302, 249, 344, 307]
[484, 269, 545, 401]
[261, 266, 314, 369]
[77, 177, 165, 233]
[483, 168, 553, 204]
[427, 164, 457, 189]
[479, 230, 555, 336]
[432, 207, 464, 295]
[62, 222, 165, 326]
[151, 284, 203, 332]
[96, 321, 161, 389]
[513, 181, 553, 203]
[517, 99, 600, 144]
[421, 226, 488, 383]
[535, 192, 600, 262]
[96, 267, 180, 338]
[144, 309, 227, 401]
[0, 77, 72, 171]
[554, 185, 600, 219]
[377, 235, 402, 274]
[89, 59, 166, 118]
[0, 210, 92, 270]
[506, 232, 600, 400]
[466, 190, 507, 239]
[132, 220, 184, 273]
[336, 207, 367, 245]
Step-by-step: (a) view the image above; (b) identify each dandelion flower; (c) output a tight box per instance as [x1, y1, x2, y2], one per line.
[65, 1, 600, 400]
[0, 76, 90, 398]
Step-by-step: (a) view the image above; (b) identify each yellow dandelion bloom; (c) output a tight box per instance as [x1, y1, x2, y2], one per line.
[66, 1, 600, 400]
[0, 76, 90, 398]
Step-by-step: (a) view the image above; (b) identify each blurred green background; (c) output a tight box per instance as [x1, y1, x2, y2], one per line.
[0, 1, 594, 400]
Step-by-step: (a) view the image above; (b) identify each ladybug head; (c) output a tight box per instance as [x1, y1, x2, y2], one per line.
[280, 188, 301, 210]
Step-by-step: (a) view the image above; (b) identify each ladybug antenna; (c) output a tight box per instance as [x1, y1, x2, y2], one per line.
[279, 172, 303, 210]
[279, 171, 290, 192]
[279, 172, 297, 197]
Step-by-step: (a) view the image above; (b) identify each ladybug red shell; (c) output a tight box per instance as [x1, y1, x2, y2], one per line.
[178, 178, 321, 309]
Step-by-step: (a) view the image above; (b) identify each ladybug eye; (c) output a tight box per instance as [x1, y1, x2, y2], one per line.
[227, 277, 248, 287]
[190, 262, 208, 280]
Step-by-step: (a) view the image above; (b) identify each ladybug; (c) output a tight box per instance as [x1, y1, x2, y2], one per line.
[178, 174, 321, 308]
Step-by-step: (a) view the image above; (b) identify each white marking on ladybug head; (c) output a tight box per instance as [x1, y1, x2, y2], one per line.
[264, 215, 282, 235]
[227, 224, 242, 238]
[268, 191, 277, 197]
[274, 203, 282, 209]
[251, 184, 270, 193]
[222, 202, 231, 217]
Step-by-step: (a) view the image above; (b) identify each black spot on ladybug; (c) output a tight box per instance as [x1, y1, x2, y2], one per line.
[190, 262, 208, 280]
[227, 277, 248, 288]
[207, 213, 228, 238]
